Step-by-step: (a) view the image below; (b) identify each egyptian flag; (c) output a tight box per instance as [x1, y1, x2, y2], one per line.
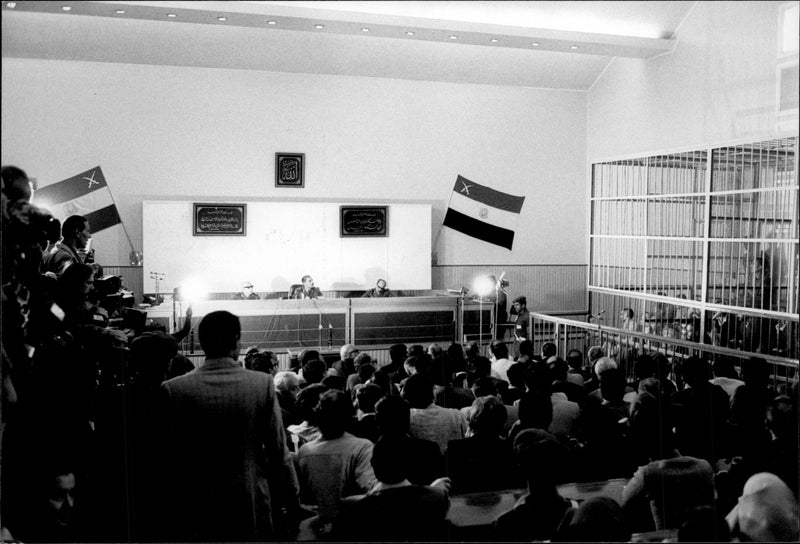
[443, 175, 525, 250]
[33, 166, 121, 233]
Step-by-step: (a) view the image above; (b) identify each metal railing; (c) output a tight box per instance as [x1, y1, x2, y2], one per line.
[529, 312, 798, 389]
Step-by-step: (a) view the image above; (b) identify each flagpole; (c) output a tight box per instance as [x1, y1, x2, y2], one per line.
[434, 187, 456, 265]
[104, 181, 137, 256]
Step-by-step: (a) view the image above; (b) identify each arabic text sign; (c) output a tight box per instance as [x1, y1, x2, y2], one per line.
[194, 203, 247, 236]
[340, 206, 388, 237]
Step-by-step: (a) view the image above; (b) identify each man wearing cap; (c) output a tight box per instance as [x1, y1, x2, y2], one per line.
[236, 281, 260, 300]
[509, 296, 530, 341]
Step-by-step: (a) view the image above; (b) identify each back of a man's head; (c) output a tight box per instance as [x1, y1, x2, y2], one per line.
[518, 390, 553, 431]
[587, 346, 605, 364]
[316, 389, 353, 439]
[401, 373, 434, 409]
[469, 356, 492, 379]
[566, 349, 583, 370]
[541, 342, 558, 360]
[302, 359, 328, 384]
[275, 371, 300, 396]
[375, 395, 411, 436]
[599, 367, 626, 403]
[45, 217, 62, 244]
[471, 376, 498, 398]
[681, 356, 711, 387]
[467, 396, 507, 437]
[404, 355, 430, 376]
[633, 354, 656, 380]
[356, 383, 383, 414]
[490, 341, 509, 360]
[513, 428, 565, 487]
[446, 342, 465, 362]
[353, 352, 373, 370]
[198, 310, 240, 358]
[371, 435, 410, 484]
[712, 356, 740, 379]
[300, 349, 321, 366]
[547, 358, 569, 382]
[389, 343, 408, 363]
[741, 356, 770, 387]
[525, 365, 554, 395]
[296, 383, 328, 423]
[340, 344, 358, 361]
[506, 363, 528, 389]
[594, 356, 618, 379]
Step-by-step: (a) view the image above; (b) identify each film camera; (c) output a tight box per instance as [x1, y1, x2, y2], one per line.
[93, 275, 135, 316]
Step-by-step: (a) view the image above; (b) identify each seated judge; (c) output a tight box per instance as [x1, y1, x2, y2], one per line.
[235, 281, 260, 300]
[362, 279, 393, 298]
[290, 275, 323, 299]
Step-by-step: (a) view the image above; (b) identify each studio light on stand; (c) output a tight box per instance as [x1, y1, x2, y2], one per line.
[173, 278, 207, 354]
[473, 276, 495, 347]
[495, 272, 510, 341]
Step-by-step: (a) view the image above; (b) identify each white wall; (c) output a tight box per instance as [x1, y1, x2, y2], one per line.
[142, 201, 431, 292]
[1, 59, 587, 268]
[588, 1, 798, 161]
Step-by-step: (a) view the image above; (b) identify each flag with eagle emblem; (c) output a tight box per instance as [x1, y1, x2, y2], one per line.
[443, 175, 525, 250]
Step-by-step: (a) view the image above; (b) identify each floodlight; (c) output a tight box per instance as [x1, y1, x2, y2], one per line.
[472, 276, 495, 298]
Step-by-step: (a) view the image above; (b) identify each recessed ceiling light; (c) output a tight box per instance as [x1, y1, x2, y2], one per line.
[570, 45, 579, 49]
[405, 31, 415, 36]
[490, 38, 499, 43]
[217, 16, 227, 21]
[115, 9, 125, 14]
[361, 27, 370, 32]
[167, 13, 177, 18]
[61, 5, 72, 11]
[267, 20, 276, 25]
[7, 2, 17, 8]
[314, 24, 324, 29]
[531, 42, 540, 46]
[449, 35, 458, 40]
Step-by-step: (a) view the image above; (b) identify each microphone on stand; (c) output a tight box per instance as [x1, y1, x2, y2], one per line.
[311, 299, 333, 350]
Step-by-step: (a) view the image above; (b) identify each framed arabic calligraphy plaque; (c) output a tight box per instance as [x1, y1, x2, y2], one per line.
[275, 153, 305, 187]
[193, 203, 247, 236]
[340, 206, 388, 237]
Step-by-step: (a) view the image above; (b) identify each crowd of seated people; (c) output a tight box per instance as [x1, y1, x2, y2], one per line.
[2, 165, 799, 542]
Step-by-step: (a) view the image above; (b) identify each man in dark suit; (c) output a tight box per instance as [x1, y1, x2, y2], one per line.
[160, 310, 301, 541]
[42, 215, 91, 277]
[290, 275, 323, 299]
